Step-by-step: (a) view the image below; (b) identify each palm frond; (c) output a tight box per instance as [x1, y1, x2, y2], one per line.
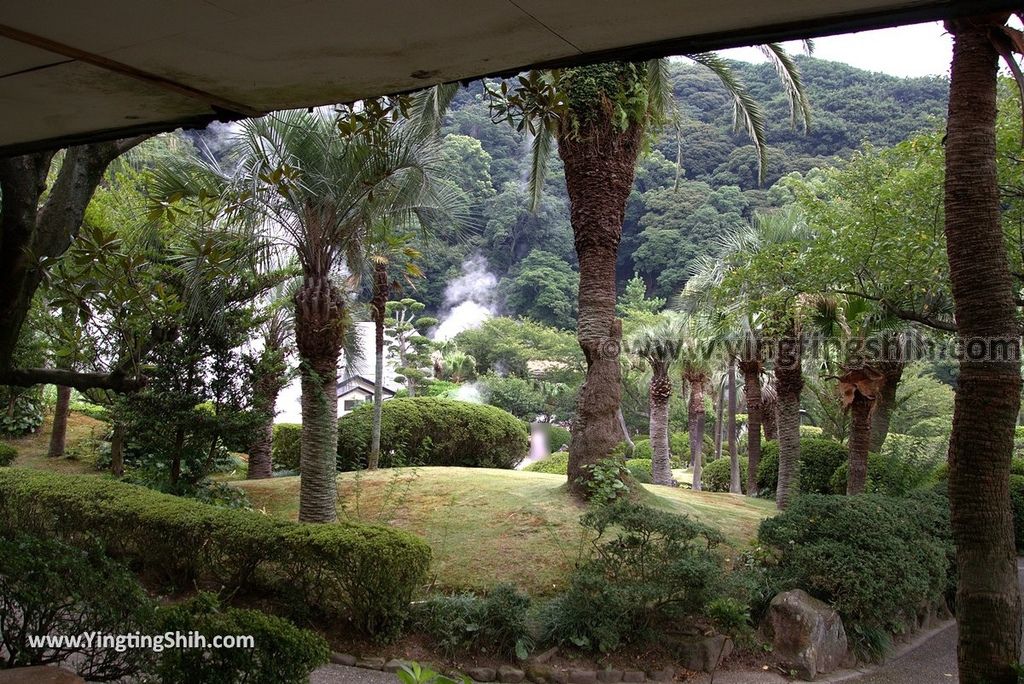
[527, 121, 556, 212]
[757, 43, 812, 132]
[408, 82, 461, 137]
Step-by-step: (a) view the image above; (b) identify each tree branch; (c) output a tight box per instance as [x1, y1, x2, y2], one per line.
[0, 368, 146, 392]
[831, 289, 958, 333]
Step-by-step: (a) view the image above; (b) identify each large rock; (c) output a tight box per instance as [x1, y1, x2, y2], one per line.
[761, 590, 848, 680]
[674, 634, 733, 672]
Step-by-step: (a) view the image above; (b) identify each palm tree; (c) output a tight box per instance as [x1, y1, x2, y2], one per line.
[626, 313, 684, 484]
[246, 300, 292, 479]
[676, 316, 716, 491]
[943, 13, 1024, 682]
[489, 50, 809, 497]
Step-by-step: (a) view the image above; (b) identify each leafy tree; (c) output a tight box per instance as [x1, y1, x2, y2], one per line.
[502, 249, 578, 329]
[384, 298, 437, 396]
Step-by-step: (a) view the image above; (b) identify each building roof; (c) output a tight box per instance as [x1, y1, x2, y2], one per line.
[1, 0, 1014, 155]
[337, 375, 397, 399]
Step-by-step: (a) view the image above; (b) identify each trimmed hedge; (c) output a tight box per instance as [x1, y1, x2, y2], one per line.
[337, 398, 528, 471]
[524, 452, 568, 474]
[701, 457, 748, 493]
[756, 438, 848, 495]
[272, 423, 302, 472]
[0, 443, 16, 467]
[0, 468, 430, 639]
[759, 493, 952, 640]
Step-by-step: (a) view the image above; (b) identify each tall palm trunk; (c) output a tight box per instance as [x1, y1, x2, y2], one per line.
[649, 363, 672, 485]
[846, 390, 873, 494]
[368, 263, 388, 471]
[774, 327, 803, 509]
[944, 14, 1021, 683]
[246, 341, 286, 480]
[739, 357, 762, 496]
[762, 389, 778, 441]
[714, 380, 725, 461]
[295, 275, 345, 523]
[47, 385, 71, 458]
[728, 359, 740, 494]
[868, 360, 904, 452]
[688, 375, 707, 491]
[559, 108, 644, 498]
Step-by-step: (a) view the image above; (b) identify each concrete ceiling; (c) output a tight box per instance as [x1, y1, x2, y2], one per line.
[0, 0, 1017, 155]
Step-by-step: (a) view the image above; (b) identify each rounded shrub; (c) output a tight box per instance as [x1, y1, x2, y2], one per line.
[0, 442, 16, 467]
[547, 425, 571, 452]
[624, 458, 653, 483]
[799, 425, 824, 438]
[524, 452, 568, 474]
[759, 493, 952, 646]
[756, 441, 780, 493]
[272, 423, 302, 472]
[756, 438, 847, 495]
[337, 398, 528, 471]
[701, 457, 748, 493]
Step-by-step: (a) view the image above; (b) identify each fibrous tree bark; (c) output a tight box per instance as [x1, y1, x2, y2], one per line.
[648, 362, 673, 485]
[774, 326, 803, 509]
[943, 13, 1022, 683]
[728, 358, 740, 494]
[739, 354, 763, 497]
[46, 385, 71, 459]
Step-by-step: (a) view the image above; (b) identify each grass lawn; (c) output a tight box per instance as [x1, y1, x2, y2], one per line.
[1, 411, 106, 475]
[236, 467, 776, 596]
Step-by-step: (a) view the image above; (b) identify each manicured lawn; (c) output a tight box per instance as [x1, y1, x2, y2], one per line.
[1, 411, 106, 475]
[236, 466, 776, 596]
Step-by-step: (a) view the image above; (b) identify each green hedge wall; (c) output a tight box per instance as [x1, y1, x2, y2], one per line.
[0, 468, 430, 638]
[337, 397, 528, 471]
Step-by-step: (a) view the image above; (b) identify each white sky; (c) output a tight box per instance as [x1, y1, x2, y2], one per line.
[720, 21, 947, 78]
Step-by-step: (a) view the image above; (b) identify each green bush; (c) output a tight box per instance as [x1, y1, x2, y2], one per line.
[906, 417, 951, 438]
[412, 584, 533, 659]
[758, 493, 952, 652]
[272, 423, 302, 472]
[0, 534, 154, 680]
[799, 425, 824, 438]
[830, 435, 945, 496]
[0, 469, 431, 639]
[756, 438, 847, 496]
[625, 458, 653, 484]
[547, 425, 571, 452]
[701, 457, 748, 493]
[337, 398, 528, 471]
[613, 438, 684, 468]
[539, 502, 724, 652]
[524, 452, 568, 474]
[0, 442, 16, 467]
[0, 389, 44, 436]
[70, 401, 111, 422]
[670, 431, 711, 464]
[154, 593, 329, 684]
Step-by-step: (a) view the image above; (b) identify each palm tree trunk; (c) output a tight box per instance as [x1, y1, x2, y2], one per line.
[868, 360, 903, 452]
[247, 344, 285, 480]
[774, 327, 803, 509]
[846, 390, 872, 494]
[944, 14, 1021, 683]
[728, 358, 740, 494]
[559, 110, 644, 499]
[649, 365, 672, 485]
[369, 264, 388, 471]
[739, 358, 762, 497]
[295, 276, 345, 523]
[689, 378, 706, 491]
[762, 390, 778, 441]
[714, 379, 725, 461]
[617, 408, 634, 453]
[47, 385, 71, 458]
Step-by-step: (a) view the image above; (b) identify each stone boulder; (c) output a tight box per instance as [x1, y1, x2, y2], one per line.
[761, 589, 848, 680]
[673, 634, 733, 672]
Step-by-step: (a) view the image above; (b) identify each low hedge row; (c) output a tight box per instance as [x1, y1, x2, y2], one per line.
[0, 469, 431, 639]
[337, 398, 528, 471]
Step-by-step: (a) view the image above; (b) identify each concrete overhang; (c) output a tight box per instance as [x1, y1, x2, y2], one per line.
[0, 1, 1017, 155]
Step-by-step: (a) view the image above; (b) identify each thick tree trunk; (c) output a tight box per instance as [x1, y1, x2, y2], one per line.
[846, 391, 873, 495]
[689, 378, 706, 491]
[247, 420, 274, 480]
[559, 106, 644, 499]
[369, 264, 388, 471]
[739, 358, 762, 497]
[762, 392, 778, 441]
[47, 385, 72, 458]
[110, 422, 125, 477]
[868, 360, 904, 452]
[247, 345, 285, 480]
[295, 276, 345, 523]
[714, 380, 725, 461]
[728, 359, 740, 494]
[944, 15, 1021, 684]
[649, 366, 673, 485]
[774, 329, 803, 509]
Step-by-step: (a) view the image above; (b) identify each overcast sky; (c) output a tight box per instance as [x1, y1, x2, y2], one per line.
[721, 21, 952, 79]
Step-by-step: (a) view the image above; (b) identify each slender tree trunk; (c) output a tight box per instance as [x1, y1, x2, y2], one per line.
[559, 104, 644, 499]
[110, 422, 125, 477]
[944, 15, 1021, 683]
[369, 264, 388, 471]
[295, 275, 345, 523]
[728, 359, 740, 494]
[739, 358, 762, 497]
[774, 328, 803, 509]
[846, 390, 873, 495]
[868, 360, 904, 452]
[689, 377, 706, 491]
[616, 408, 634, 453]
[247, 342, 285, 480]
[649, 365, 672, 485]
[47, 385, 71, 458]
[714, 379, 725, 461]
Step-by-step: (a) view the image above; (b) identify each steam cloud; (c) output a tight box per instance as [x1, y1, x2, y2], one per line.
[432, 255, 498, 341]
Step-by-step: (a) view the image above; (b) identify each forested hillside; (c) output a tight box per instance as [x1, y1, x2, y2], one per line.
[403, 56, 948, 323]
